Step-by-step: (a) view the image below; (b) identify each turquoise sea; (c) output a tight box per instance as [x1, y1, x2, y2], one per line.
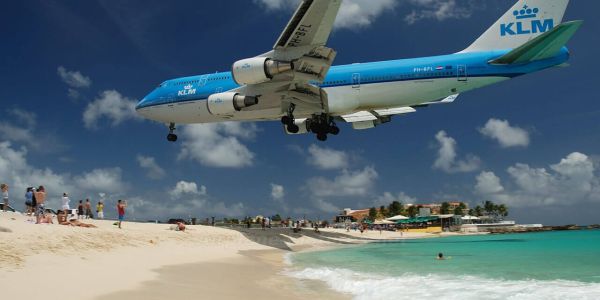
[287, 230, 600, 300]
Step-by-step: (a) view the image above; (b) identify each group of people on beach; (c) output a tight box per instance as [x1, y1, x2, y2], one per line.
[1, 183, 128, 229]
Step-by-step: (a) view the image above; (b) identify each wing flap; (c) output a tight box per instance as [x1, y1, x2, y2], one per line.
[341, 111, 378, 122]
[374, 107, 417, 116]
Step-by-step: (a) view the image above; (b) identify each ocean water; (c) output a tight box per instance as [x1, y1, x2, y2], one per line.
[287, 230, 600, 300]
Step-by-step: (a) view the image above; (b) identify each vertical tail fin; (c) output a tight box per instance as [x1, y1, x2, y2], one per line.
[462, 0, 570, 52]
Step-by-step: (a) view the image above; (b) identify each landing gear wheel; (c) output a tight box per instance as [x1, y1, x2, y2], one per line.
[281, 116, 292, 125]
[329, 126, 340, 135]
[167, 123, 178, 142]
[287, 124, 300, 134]
[167, 133, 178, 142]
[316, 133, 328, 142]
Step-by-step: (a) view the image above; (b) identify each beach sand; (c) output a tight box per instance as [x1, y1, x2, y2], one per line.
[0, 212, 435, 300]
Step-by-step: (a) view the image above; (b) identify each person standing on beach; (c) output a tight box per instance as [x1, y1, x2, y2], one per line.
[96, 201, 104, 219]
[25, 187, 34, 215]
[77, 200, 84, 219]
[61, 193, 70, 214]
[85, 199, 92, 219]
[1, 184, 9, 212]
[117, 200, 127, 229]
[34, 186, 46, 224]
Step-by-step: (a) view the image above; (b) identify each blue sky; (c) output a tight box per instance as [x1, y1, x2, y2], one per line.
[1, 0, 598, 225]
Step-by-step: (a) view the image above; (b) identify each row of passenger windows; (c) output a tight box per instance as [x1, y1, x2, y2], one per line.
[167, 71, 457, 88]
[170, 76, 231, 86]
[320, 72, 457, 86]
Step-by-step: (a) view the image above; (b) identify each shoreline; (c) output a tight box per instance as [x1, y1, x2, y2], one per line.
[0, 212, 482, 300]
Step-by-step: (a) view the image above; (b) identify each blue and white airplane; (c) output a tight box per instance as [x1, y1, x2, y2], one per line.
[136, 0, 582, 142]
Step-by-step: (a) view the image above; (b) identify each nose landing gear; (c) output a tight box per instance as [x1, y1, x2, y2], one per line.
[167, 123, 178, 142]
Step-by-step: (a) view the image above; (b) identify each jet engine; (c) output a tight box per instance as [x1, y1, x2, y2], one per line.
[232, 57, 293, 85]
[284, 118, 309, 135]
[207, 92, 258, 116]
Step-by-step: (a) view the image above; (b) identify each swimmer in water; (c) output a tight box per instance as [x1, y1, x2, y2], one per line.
[437, 252, 445, 260]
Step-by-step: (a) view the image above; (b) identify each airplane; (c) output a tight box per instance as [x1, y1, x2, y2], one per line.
[135, 0, 582, 142]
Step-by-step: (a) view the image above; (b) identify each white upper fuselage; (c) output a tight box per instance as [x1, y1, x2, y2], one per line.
[135, 49, 570, 124]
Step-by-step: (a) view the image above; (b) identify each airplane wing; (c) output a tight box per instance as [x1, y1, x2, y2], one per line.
[340, 94, 460, 130]
[231, 0, 342, 114]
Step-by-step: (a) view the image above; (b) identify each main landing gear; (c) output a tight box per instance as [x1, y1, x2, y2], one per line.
[281, 104, 300, 134]
[307, 114, 339, 142]
[282, 105, 340, 141]
[167, 123, 177, 142]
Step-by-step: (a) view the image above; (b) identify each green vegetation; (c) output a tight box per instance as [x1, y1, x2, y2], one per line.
[454, 202, 467, 216]
[368, 207, 378, 221]
[387, 201, 404, 217]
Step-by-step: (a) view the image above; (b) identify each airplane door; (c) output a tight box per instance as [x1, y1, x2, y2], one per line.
[352, 73, 361, 89]
[199, 75, 208, 86]
[457, 65, 468, 82]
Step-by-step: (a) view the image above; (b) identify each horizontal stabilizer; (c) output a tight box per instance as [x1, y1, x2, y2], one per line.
[424, 94, 460, 105]
[490, 20, 583, 65]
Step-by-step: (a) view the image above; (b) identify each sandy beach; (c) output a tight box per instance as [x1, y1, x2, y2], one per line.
[1, 211, 436, 300]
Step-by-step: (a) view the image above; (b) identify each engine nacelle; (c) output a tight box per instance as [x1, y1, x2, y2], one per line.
[207, 92, 258, 116]
[284, 118, 309, 135]
[232, 57, 293, 85]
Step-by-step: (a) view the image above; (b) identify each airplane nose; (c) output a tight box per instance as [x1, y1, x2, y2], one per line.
[135, 98, 146, 110]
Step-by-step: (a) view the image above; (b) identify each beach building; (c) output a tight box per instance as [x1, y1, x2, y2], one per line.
[335, 208, 370, 223]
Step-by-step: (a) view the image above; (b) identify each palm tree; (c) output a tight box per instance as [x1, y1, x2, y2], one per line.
[379, 205, 388, 218]
[407, 205, 418, 218]
[368, 207, 378, 221]
[474, 205, 483, 217]
[497, 204, 508, 218]
[440, 202, 450, 214]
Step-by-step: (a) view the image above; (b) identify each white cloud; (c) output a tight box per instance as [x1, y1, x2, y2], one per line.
[433, 131, 481, 173]
[307, 144, 349, 170]
[374, 191, 417, 207]
[136, 155, 166, 180]
[479, 119, 530, 148]
[0, 142, 128, 209]
[83, 90, 140, 129]
[312, 198, 340, 213]
[127, 195, 246, 219]
[131, 180, 244, 218]
[335, 0, 397, 29]
[74, 168, 128, 196]
[306, 166, 378, 198]
[270, 183, 285, 200]
[57, 66, 92, 89]
[254, 0, 396, 29]
[0, 108, 65, 153]
[169, 181, 207, 199]
[178, 123, 257, 168]
[475, 171, 504, 194]
[404, 0, 478, 25]
[475, 152, 600, 207]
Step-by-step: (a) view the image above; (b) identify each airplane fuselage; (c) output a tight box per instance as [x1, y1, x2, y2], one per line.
[136, 48, 570, 124]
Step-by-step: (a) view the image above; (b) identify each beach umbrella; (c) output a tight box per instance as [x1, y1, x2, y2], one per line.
[386, 215, 409, 221]
[374, 220, 395, 225]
